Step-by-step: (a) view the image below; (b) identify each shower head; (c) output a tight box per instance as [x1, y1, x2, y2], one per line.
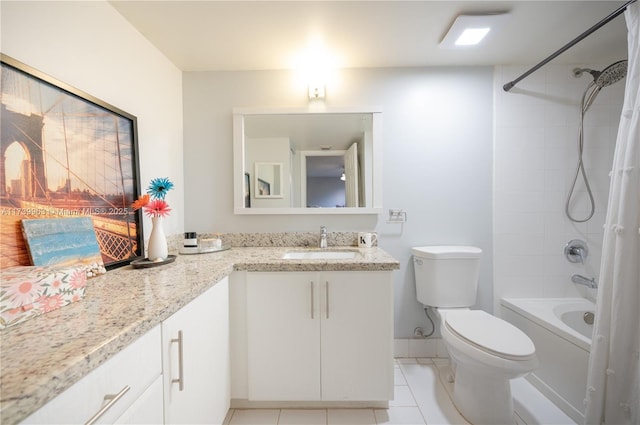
[573, 60, 628, 88]
[594, 60, 627, 88]
[575, 60, 628, 113]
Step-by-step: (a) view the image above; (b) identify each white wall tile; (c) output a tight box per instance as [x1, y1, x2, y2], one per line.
[493, 64, 622, 309]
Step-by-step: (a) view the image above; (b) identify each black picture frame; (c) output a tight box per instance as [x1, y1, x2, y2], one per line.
[0, 54, 143, 269]
[244, 172, 251, 207]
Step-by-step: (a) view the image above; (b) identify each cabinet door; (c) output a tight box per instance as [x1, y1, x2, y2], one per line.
[320, 271, 394, 401]
[246, 272, 321, 400]
[163, 278, 230, 424]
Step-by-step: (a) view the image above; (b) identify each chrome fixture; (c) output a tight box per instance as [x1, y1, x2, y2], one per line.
[566, 60, 627, 223]
[565, 239, 588, 264]
[573, 60, 628, 93]
[583, 311, 595, 325]
[319, 226, 328, 248]
[572, 274, 598, 289]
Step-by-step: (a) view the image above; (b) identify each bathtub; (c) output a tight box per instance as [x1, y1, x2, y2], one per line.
[500, 298, 595, 424]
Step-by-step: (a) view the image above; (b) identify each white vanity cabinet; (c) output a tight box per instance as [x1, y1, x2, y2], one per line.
[162, 277, 230, 424]
[22, 325, 163, 425]
[245, 271, 393, 402]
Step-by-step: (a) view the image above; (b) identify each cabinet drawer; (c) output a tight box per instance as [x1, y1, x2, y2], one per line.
[113, 375, 164, 424]
[23, 325, 162, 424]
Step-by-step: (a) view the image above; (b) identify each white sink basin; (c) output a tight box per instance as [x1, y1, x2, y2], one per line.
[282, 250, 360, 260]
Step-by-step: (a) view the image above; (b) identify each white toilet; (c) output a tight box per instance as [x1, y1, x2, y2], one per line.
[412, 246, 537, 425]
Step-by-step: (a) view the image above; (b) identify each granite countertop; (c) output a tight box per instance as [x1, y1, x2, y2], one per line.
[0, 246, 399, 424]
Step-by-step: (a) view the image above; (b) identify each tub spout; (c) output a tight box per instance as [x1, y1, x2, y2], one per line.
[571, 274, 597, 289]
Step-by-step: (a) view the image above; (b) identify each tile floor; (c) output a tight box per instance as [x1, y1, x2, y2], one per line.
[225, 357, 577, 425]
[225, 358, 469, 425]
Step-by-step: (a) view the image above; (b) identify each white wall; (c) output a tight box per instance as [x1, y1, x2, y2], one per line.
[493, 64, 624, 312]
[183, 67, 494, 337]
[1, 1, 184, 239]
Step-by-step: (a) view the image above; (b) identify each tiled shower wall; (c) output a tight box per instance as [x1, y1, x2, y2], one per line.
[493, 64, 625, 311]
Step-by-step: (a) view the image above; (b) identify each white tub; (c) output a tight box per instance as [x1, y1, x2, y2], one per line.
[500, 298, 595, 424]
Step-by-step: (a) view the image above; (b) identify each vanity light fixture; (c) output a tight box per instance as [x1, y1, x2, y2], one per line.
[296, 40, 335, 100]
[439, 13, 510, 48]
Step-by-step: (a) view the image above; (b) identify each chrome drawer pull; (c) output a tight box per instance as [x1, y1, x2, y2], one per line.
[326, 281, 330, 319]
[85, 385, 130, 425]
[171, 330, 185, 391]
[310, 281, 315, 319]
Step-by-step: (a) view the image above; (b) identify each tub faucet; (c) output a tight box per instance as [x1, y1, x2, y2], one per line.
[319, 226, 328, 248]
[572, 274, 597, 289]
[565, 239, 588, 264]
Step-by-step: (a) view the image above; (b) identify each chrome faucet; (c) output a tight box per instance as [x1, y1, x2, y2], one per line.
[319, 226, 328, 248]
[572, 274, 598, 289]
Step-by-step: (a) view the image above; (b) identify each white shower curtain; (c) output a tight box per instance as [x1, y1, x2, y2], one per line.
[584, 3, 640, 424]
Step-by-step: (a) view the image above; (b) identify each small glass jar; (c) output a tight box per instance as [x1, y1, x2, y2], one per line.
[184, 232, 198, 248]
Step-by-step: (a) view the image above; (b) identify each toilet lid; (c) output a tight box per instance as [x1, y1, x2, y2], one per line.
[444, 310, 535, 359]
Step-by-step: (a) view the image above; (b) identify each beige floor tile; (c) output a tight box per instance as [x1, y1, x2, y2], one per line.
[327, 408, 376, 425]
[278, 409, 326, 425]
[228, 409, 280, 425]
[374, 406, 426, 424]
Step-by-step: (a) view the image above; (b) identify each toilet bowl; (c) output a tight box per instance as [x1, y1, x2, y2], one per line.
[412, 246, 538, 424]
[438, 309, 537, 424]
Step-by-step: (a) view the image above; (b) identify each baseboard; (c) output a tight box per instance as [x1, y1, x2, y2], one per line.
[230, 399, 389, 409]
[394, 337, 449, 358]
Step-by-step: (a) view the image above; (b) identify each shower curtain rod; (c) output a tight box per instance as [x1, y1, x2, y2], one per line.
[503, 0, 637, 92]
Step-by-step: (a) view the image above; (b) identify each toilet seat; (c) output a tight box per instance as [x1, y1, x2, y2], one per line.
[444, 310, 535, 361]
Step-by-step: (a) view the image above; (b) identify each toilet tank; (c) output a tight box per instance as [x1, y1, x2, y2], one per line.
[412, 246, 482, 308]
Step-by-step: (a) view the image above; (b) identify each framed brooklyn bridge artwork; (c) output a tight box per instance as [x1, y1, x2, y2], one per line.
[0, 54, 143, 270]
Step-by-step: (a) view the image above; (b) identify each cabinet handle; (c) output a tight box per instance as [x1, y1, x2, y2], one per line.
[84, 385, 130, 425]
[310, 281, 315, 319]
[171, 330, 185, 391]
[326, 281, 330, 319]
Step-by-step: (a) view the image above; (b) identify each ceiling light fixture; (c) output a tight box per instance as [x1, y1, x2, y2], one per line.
[455, 28, 491, 46]
[440, 13, 510, 49]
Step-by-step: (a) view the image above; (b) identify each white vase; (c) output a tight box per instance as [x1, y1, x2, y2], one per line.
[147, 216, 168, 261]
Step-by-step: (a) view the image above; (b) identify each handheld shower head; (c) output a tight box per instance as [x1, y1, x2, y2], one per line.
[594, 60, 627, 88]
[566, 59, 628, 223]
[573, 60, 628, 88]
[574, 60, 628, 113]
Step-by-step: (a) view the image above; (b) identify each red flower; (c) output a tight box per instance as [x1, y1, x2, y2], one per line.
[144, 199, 172, 218]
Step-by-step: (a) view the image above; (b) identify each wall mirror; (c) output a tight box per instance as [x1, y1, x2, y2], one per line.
[233, 107, 383, 214]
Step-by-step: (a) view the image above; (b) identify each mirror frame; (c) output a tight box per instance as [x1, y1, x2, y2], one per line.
[233, 106, 383, 215]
